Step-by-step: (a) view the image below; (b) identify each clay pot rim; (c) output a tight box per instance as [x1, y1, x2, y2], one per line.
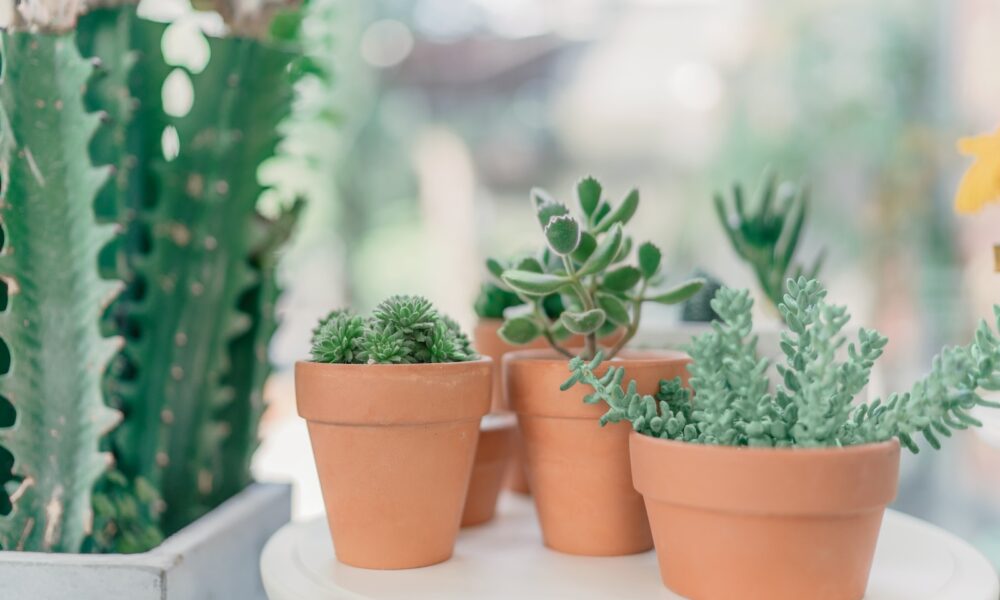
[630, 431, 900, 456]
[295, 356, 493, 372]
[504, 347, 688, 365]
[630, 431, 901, 515]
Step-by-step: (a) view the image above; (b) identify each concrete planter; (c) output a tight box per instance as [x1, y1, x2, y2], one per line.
[0, 482, 291, 600]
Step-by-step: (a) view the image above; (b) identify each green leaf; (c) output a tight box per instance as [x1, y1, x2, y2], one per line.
[571, 232, 597, 263]
[603, 266, 642, 291]
[514, 256, 544, 273]
[577, 176, 602, 218]
[594, 188, 639, 233]
[646, 279, 706, 305]
[596, 292, 630, 326]
[499, 316, 543, 345]
[613, 235, 633, 264]
[532, 187, 569, 228]
[638, 242, 662, 279]
[544, 214, 581, 255]
[486, 258, 505, 279]
[502, 270, 570, 296]
[577, 224, 623, 277]
[560, 309, 607, 335]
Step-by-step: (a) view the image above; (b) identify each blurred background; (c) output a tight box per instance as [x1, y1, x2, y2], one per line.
[146, 0, 1000, 569]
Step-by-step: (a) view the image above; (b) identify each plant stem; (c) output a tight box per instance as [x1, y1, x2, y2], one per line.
[562, 255, 598, 359]
[533, 301, 573, 358]
[608, 280, 648, 359]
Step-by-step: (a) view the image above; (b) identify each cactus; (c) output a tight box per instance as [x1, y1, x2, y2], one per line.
[0, 31, 122, 552]
[714, 170, 824, 314]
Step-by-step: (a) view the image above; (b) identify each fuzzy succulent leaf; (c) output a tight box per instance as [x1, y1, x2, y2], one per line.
[646, 279, 706, 305]
[502, 271, 570, 296]
[594, 188, 639, 233]
[0, 32, 122, 552]
[577, 176, 602, 219]
[560, 308, 607, 335]
[499, 315, 543, 345]
[544, 214, 582, 256]
[637, 242, 662, 279]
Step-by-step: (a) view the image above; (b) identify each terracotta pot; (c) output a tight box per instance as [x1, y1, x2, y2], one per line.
[505, 348, 690, 556]
[630, 433, 901, 600]
[474, 319, 549, 494]
[474, 319, 626, 495]
[461, 413, 516, 527]
[295, 359, 492, 570]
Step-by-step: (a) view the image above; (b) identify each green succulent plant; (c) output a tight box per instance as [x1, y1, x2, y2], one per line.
[564, 277, 1000, 452]
[715, 170, 824, 314]
[311, 295, 477, 365]
[496, 178, 705, 360]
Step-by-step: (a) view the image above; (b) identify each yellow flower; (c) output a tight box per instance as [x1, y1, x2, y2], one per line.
[954, 128, 1000, 214]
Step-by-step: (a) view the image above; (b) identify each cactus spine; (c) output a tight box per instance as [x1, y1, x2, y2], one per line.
[0, 31, 121, 552]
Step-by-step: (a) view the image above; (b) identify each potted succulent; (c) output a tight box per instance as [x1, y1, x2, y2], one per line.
[0, 3, 305, 598]
[565, 277, 1000, 600]
[498, 177, 704, 555]
[297, 295, 491, 569]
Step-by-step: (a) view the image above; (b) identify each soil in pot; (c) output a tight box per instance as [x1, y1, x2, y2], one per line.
[295, 359, 491, 570]
[504, 348, 690, 556]
[461, 413, 516, 527]
[630, 433, 900, 600]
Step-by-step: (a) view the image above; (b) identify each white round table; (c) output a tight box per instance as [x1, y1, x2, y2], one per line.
[261, 494, 999, 599]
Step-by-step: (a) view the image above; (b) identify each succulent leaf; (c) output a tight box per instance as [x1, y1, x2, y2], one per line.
[594, 188, 639, 233]
[637, 242, 662, 279]
[602, 266, 643, 292]
[502, 270, 570, 296]
[544, 214, 582, 256]
[577, 176, 602, 219]
[560, 309, 607, 335]
[498, 315, 542, 345]
[647, 279, 706, 305]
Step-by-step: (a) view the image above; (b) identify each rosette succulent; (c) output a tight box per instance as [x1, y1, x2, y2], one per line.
[311, 295, 477, 365]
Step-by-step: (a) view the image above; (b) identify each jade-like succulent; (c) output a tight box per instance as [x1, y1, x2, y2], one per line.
[311, 295, 477, 365]
[496, 178, 705, 360]
[564, 277, 1000, 452]
[715, 170, 824, 314]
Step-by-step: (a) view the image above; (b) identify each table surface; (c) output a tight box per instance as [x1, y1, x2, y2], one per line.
[261, 494, 1000, 600]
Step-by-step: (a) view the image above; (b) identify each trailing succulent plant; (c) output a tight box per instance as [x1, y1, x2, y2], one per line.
[715, 170, 824, 314]
[497, 178, 705, 360]
[311, 296, 478, 365]
[680, 270, 724, 323]
[564, 277, 1000, 453]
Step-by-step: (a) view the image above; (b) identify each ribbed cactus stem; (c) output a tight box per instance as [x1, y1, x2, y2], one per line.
[0, 31, 121, 552]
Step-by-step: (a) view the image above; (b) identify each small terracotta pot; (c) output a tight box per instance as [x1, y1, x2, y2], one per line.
[295, 359, 491, 570]
[630, 433, 901, 600]
[505, 348, 690, 556]
[474, 319, 550, 494]
[461, 413, 516, 527]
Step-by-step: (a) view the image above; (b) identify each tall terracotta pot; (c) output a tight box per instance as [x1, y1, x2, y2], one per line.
[505, 349, 690, 556]
[295, 359, 491, 569]
[630, 433, 901, 600]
